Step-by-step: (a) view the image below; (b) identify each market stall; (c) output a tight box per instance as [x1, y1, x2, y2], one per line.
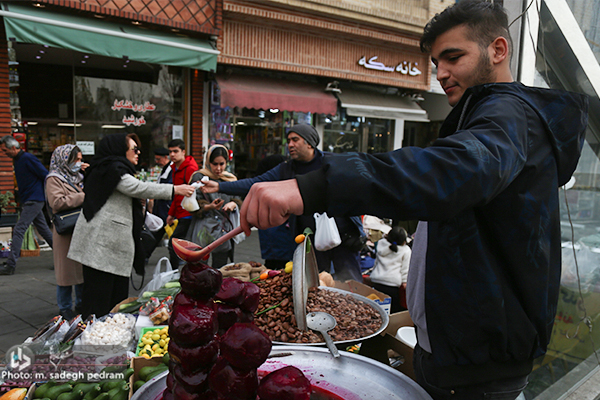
[0, 234, 427, 400]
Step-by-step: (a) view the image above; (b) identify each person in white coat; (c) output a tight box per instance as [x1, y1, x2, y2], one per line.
[68, 133, 195, 318]
[369, 226, 411, 313]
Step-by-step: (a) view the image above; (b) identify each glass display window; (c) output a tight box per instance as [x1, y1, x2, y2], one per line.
[13, 42, 184, 169]
[208, 98, 313, 178]
[323, 112, 394, 154]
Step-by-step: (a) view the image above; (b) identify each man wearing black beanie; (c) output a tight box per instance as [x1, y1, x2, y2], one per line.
[203, 123, 365, 282]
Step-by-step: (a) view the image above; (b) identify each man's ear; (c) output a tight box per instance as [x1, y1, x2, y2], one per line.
[490, 36, 509, 65]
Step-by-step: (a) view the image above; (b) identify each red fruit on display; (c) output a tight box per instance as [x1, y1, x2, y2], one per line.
[161, 387, 174, 400]
[216, 303, 242, 333]
[220, 323, 272, 371]
[239, 310, 254, 323]
[172, 382, 205, 400]
[168, 337, 219, 373]
[180, 262, 223, 299]
[257, 366, 312, 400]
[169, 301, 218, 346]
[240, 282, 260, 313]
[166, 372, 175, 390]
[170, 362, 210, 393]
[215, 277, 246, 306]
[208, 357, 259, 400]
[173, 292, 198, 308]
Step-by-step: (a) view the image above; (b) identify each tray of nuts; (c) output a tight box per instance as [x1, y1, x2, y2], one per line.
[254, 271, 389, 346]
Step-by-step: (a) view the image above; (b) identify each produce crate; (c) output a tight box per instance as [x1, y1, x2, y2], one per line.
[20, 239, 40, 257]
[129, 355, 165, 399]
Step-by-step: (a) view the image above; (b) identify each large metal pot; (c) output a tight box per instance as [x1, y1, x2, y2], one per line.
[132, 346, 432, 400]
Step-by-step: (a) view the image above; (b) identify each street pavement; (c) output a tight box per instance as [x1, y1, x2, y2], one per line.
[0, 230, 264, 360]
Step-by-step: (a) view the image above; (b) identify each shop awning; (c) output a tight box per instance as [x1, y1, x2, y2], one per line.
[337, 89, 429, 122]
[0, 2, 218, 72]
[216, 75, 338, 115]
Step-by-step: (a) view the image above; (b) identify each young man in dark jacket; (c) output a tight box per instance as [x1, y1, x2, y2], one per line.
[236, 1, 589, 399]
[0, 135, 53, 275]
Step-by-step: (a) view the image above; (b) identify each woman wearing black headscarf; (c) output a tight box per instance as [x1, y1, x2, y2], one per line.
[68, 133, 195, 318]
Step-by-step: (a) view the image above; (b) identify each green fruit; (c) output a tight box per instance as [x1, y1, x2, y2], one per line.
[57, 390, 83, 400]
[99, 380, 124, 392]
[145, 367, 167, 381]
[138, 364, 167, 382]
[100, 365, 126, 374]
[73, 383, 100, 395]
[83, 388, 101, 400]
[34, 380, 56, 399]
[106, 382, 128, 400]
[44, 383, 73, 400]
[132, 380, 145, 392]
[109, 389, 128, 400]
[92, 394, 109, 400]
[123, 368, 134, 381]
[162, 352, 170, 366]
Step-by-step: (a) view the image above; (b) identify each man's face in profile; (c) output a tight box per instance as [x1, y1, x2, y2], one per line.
[430, 25, 497, 106]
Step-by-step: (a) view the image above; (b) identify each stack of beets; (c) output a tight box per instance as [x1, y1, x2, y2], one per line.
[164, 256, 311, 400]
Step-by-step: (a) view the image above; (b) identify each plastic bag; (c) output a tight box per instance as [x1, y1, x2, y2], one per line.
[181, 179, 208, 212]
[229, 208, 246, 244]
[145, 212, 164, 232]
[181, 192, 200, 212]
[139, 257, 180, 294]
[188, 214, 233, 253]
[314, 212, 341, 251]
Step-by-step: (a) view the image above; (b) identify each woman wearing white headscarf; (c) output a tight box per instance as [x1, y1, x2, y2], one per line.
[188, 145, 241, 269]
[45, 144, 87, 319]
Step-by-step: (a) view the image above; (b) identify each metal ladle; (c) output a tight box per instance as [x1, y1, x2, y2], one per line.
[306, 312, 340, 358]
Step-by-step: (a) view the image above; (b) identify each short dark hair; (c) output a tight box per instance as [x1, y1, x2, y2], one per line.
[420, 0, 512, 56]
[168, 139, 185, 151]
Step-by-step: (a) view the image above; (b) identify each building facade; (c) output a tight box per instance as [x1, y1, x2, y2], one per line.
[0, 0, 221, 217]
[208, 0, 452, 177]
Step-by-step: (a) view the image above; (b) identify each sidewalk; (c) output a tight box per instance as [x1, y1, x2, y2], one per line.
[0, 231, 264, 359]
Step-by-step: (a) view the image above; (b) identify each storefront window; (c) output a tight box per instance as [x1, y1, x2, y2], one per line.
[73, 66, 184, 170]
[323, 112, 394, 154]
[13, 43, 184, 171]
[208, 82, 314, 178]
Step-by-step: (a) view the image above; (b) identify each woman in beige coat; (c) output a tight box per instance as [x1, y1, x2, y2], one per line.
[46, 144, 87, 320]
[68, 133, 195, 318]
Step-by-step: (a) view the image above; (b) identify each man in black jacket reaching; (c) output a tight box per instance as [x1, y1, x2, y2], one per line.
[235, 1, 589, 399]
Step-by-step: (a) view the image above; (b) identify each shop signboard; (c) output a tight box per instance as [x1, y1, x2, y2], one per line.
[76, 141, 95, 155]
